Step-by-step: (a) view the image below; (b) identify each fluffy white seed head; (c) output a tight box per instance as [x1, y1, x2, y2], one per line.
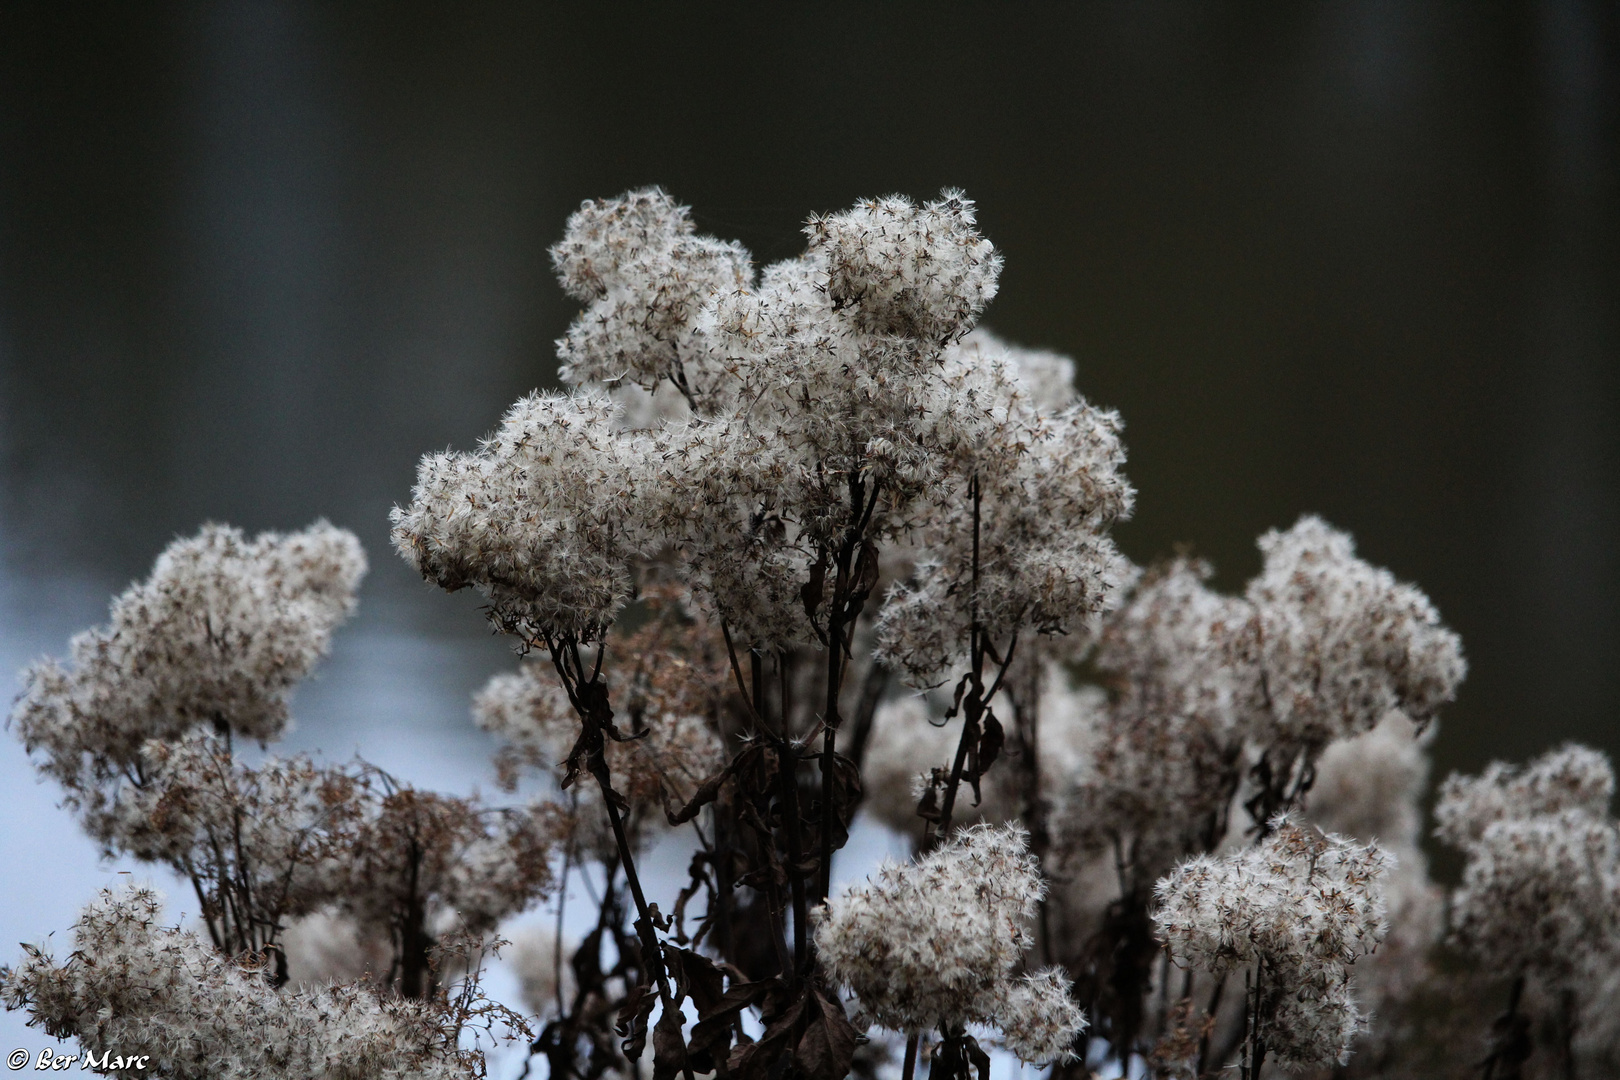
[1304, 712, 1444, 1029]
[1245, 517, 1465, 752]
[552, 187, 753, 401]
[1434, 742, 1616, 848]
[12, 522, 364, 769]
[1153, 817, 1390, 974]
[0, 886, 484, 1080]
[1307, 711, 1431, 848]
[1152, 818, 1389, 1068]
[814, 823, 1077, 1052]
[1437, 745, 1620, 986]
[1061, 559, 1255, 876]
[391, 391, 648, 642]
[991, 968, 1088, 1064]
[809, 191, 1001, 346]
[876, 396, 1135, 687]
[10, 523, 365, 865]
[952, 329, 1079, 413]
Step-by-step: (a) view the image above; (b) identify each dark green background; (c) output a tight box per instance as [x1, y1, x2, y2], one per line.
[2, 3, 1616, 793]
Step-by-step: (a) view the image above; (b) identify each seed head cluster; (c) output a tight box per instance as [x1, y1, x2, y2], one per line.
[1152, 818, 1390, 1069]
[11, 187, 1604, 1079]
[1436, 745, 1620, 988]
[1244, 517, 1466, 753]
[0, 886, 482, 1080]
[814, 824, 1085, 1062]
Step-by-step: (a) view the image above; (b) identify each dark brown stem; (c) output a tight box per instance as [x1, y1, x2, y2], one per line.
[766, 652, 811, 980]
[399, 834, 434, 1000]
[845, 659, 889, 771]
[1246, 957, 1267, 1080]
[929, 681, 981, 847]
[928, 637, 1018, 849]
[925, 477, 991, 849]
[902, 1032, 920, 1080]
[1197, 973, 1227, 1078]
[710, 796, 734, 962]
[599, 780, 664, 989]
[547, 635, 694, 1080]
[553, 825, 572, 1018]
[815, 473, 883, 904]
[1561, 986, 1578, 1080]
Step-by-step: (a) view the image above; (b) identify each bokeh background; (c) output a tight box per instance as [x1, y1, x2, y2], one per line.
[0, 2, 1615, 1071]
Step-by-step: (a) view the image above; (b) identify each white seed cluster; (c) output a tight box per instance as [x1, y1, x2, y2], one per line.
[875, 335, 1135, 687]
[1305, 713, 1444, 1020]
[552, 187, 752, 397]
[0, 887, 479, 1080]
[1435, 745, 1620, 988]
[1245, 517, 1466, 752]
[811, 191, 1001, 345]
[814, 824, 1085, 1062]
[11, 523, 364, 849]
[1152, 818, 1390, 1069]
[1062, 558, 1253, 877]
[13, 522, 364, 772]
[8, 522, 558, 985]
[1061, 518, 1466, 889]
[397, 189, 1134, 657]
[392, 392, 647, 642]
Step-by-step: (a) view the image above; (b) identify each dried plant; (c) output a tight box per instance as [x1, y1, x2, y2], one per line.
[6, 188, 1612, 1080]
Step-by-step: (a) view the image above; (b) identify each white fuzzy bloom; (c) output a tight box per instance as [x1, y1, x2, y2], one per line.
[1264, 959, 1363, 1071]
[1062, 559, 1254, 875]
[1436, 746, 1620, 987]
[639, 413, 821, 649]
[810, 191, 1001, 345]
[1450, 812, 1620, 984]
[992, 968, 1088, 1064]
[1307, 711, 1430, 847]
[545, 192, 1010, 648]
[1433, 742, 1615, 847]
[0, 886, 480, 1079]
[391, 391, 649, 642]
[1304, 713, 1443, 1023]
[953, 329, 1079, 412]
[1245, 517, 1465, 752]
[552, 187, 752, 402]
[12, 522, 363, 770]
[10, 523, 364, 865]
[876, 391, 1135, 686]
[608, 379, 693, 431]
[814, 824, 1085, 1059]
[107, 734, 363, 937]
[1152, 818, 1389, 1069]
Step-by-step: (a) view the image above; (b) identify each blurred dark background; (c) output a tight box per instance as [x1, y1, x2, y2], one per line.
[2, 1, 1616, 786]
